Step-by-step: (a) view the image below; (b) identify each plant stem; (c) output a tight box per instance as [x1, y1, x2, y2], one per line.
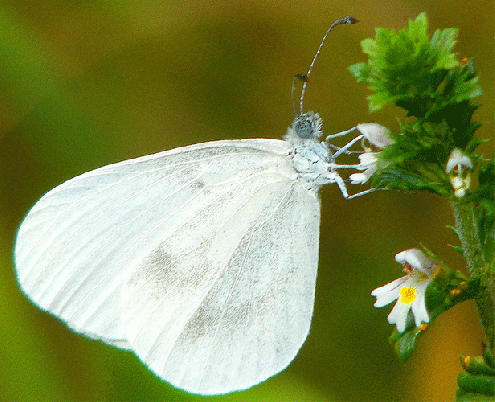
[451, 200, 494, 349]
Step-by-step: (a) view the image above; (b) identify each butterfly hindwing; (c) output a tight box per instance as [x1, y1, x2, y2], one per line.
[123, 175, 320, 394]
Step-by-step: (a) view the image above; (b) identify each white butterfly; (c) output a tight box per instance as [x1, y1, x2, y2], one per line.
[14, 16, 368, 395]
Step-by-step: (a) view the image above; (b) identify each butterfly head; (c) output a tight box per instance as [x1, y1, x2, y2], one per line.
[291, 112, 322, 140]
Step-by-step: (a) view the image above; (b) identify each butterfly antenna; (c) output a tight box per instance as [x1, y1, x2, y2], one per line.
[298, 16, 359, 115]
[291, 74, 309, 116]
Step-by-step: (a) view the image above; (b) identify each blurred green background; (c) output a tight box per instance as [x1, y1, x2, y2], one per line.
[0, 0, 493, 400]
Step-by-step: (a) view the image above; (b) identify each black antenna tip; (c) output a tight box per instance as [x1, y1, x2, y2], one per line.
[334, 16, 359, 26]
[294, 74, 310, 82]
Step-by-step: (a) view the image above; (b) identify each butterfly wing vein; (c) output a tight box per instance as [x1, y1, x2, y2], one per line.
[15, 139, 321, 394]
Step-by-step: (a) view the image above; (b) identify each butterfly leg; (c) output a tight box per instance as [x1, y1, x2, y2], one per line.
[329, 170, 377, 199]
[325, 127, 358, 141]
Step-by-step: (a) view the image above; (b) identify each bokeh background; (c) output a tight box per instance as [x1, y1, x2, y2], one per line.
[0, 0, 493, 400]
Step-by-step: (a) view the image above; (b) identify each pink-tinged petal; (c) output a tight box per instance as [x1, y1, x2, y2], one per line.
[446, 148, 472, 172]
[356, 123, 394, 148]
[395, 249, 437, 276]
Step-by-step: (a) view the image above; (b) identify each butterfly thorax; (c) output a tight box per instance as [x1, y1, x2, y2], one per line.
[284, 112, 337, 188]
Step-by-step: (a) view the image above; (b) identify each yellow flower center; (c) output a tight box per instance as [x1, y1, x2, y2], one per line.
[399, 286, 417, 304]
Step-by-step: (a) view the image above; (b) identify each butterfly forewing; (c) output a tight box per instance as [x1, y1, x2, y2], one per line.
[15, 138, 321, 393]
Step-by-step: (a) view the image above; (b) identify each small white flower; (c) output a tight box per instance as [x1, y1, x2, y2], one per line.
[349, 123, 393, 184]
[446, 148, 473, 198]
[350, 153, 379, 184]
[371, 249, 439, 333]
[356, 123, 395, 149]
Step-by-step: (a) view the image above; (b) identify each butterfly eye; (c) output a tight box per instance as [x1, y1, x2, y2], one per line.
[292, 112, 320, 139]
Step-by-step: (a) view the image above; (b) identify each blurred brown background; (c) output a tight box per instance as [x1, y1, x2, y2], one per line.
[0, 0, 493, 400]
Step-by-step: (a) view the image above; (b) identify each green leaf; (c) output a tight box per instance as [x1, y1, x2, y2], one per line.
[456, 345, 495, 399]
[430, 27, 459, 70]
[457, 373, 495, 396]
[391, 328, 423, 361]
[348, 12, 465, 113]
[456, 392, 495, 402]
[461, 355, 495, 376]
[348, 13, 484, 198]
[347, 62, 370, 83]
[449, 244, 465, 256]
[473, 157, 495, 203]
[372, 168, 447, 195]
[483, 343, 495, 369]
[465, 137, 486, 154]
